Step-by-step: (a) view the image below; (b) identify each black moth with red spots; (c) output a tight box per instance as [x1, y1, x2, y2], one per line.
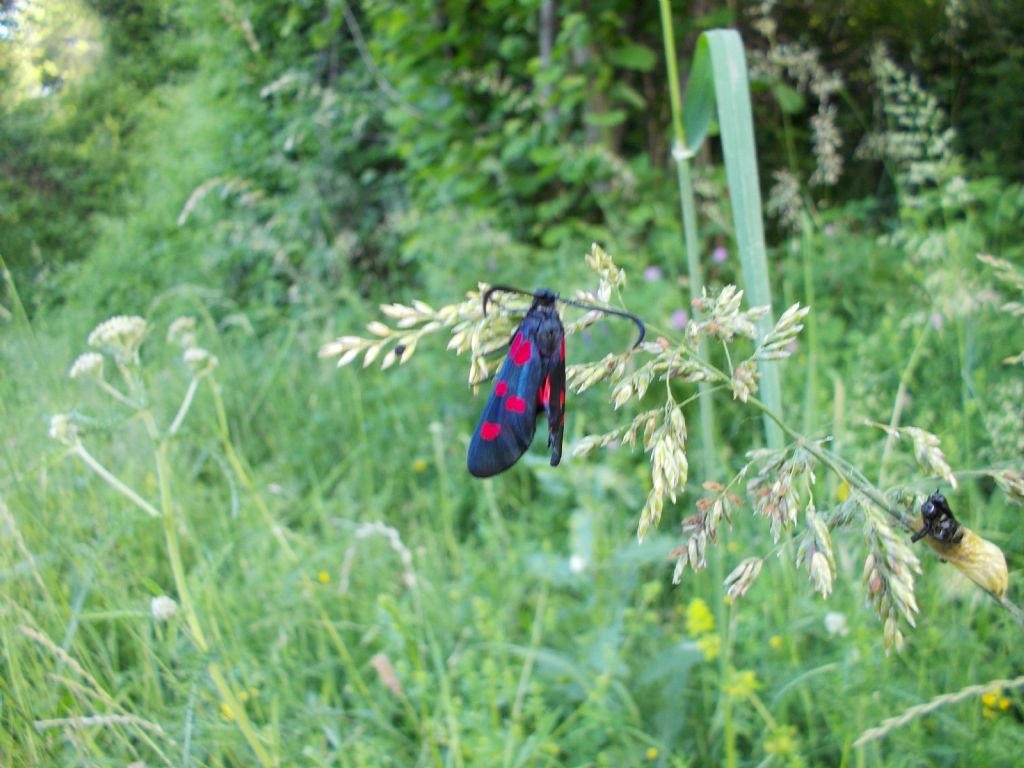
[467, 286, 645, 478]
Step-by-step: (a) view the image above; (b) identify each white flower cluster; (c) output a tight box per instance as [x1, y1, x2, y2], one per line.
[87, 315, 147, 364]
[168, 316, 218, 374]
[48, 413, 80, 447]
[69, 352, 104, 380]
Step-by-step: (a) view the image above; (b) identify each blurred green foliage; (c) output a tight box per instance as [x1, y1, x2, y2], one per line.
[2, 0, 1018, 309]
[2, 0, 1024, 765]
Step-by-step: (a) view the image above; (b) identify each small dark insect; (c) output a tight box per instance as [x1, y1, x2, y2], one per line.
[393, 344, 406, 360]
[912, 491, 964, 545]
[466, 286, 645, 478]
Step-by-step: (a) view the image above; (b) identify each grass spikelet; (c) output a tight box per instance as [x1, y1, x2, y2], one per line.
[796, 502, 836, 598]
[862, 501, 921, 653]
[855, 675, 1024, 747]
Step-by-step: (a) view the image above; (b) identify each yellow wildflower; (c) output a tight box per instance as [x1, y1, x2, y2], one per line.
[764, 725, 798, 756]
[724, 669, 761, 698]
[685, 597, 715, 636]
[697, 634, 721, 662]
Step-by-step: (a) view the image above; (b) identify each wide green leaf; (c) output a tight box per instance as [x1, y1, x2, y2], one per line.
[683, 29, 783, 449]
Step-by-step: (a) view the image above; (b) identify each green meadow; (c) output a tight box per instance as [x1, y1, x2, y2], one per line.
[2, 2, 1023, 766]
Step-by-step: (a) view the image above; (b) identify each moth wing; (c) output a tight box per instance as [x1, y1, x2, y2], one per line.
[540, 338, 566, 466]
[467, 330, 543, 477]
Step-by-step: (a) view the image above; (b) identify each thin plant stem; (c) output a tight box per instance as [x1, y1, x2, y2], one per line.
[799, 215, 819, 436]
[502, 587, 548, 767]
[659, 0, 717, 483]
[167, 376, 201, 436]
[208, 378, 296, 559]
[878, 326, 930, 488]
[659, 9, 734, 763]
[72, 444, 161, 518]
[430, 422, 461, 571]
[206, 662, 274, 768]
[134, 407, 212, 656]
[146, 395, 273, 767]
[95, 379, 139, 409]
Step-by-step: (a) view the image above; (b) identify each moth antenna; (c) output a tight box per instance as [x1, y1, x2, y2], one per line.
[557, 296, 646, 348]
[482, 285, 536, 317]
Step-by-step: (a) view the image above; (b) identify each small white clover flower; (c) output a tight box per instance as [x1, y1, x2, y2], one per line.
[88, 315, 147, 363]
[167, 316, 197, 348]
[824, 611, 849, 637]
[183, 346, 218, 373]
[69, 352, 104, 380]
[48, 413, 80, 447]
[150, 595, 178, 622]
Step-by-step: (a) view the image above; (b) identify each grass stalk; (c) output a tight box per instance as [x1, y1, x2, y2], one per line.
[659, 0, 717, 477]
[878, 327, 930, 489]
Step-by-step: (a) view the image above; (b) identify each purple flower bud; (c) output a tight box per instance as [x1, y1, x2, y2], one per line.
[643, 265, 663, 282]
[712, 246, 728, 264]
[930, 311, 944, 331]
[671, 309, 689, 330]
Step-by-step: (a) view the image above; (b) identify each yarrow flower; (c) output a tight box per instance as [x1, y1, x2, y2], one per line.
[69, 352, 104, 380]
[88, 315, 147, 364]
[167, 316, 198, 348]
[183, 346, 218, 374]
[824, 611, 849, 637]
[48, 413, 80, 447]
[150, 595, 178, 621]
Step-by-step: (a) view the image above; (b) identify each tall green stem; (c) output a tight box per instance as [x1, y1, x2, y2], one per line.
[659, 0, 716, 478]
[660, 5, 731, 765]
[878, 327, 930, 489]
[143, 397, 274, 767]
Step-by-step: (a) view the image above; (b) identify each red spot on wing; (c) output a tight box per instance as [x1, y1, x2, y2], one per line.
[481, 422, 502, 440]
[560, 338, 565, 361]
[494, 380, 508, 397]
[510, 332, 532, 366]
[559, 390, 565, 407]
[539, 378, 550, 406]
[506, 395, 527, 413]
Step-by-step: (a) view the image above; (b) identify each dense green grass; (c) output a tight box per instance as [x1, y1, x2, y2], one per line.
[3, 237, 1023, 766]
